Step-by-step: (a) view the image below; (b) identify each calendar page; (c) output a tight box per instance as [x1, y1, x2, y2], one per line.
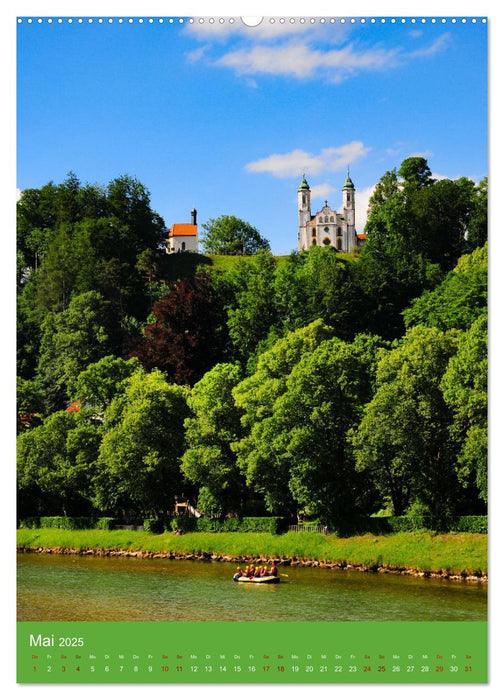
[15, 5, 488, 687]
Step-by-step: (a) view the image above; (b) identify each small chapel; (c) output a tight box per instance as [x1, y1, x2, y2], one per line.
[297, 171, 365, 252]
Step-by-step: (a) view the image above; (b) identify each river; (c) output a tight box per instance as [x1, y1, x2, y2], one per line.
[17, 553, 486, 622]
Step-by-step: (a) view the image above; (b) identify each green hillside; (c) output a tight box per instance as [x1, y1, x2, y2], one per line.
[160, 251, 354, 281]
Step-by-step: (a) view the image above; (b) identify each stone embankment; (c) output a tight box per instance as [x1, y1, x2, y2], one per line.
[17, 546, 487, 583]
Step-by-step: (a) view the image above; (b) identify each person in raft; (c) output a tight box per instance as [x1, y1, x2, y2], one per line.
[234, 567, 245, 581]
[270, 561, 278, 576]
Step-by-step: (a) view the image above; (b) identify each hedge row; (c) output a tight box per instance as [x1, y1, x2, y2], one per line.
[167, 516, 289, 535]
[333, 515, 488, 536]
[18, 514, 487, 535]
[18, 516, 117, 530]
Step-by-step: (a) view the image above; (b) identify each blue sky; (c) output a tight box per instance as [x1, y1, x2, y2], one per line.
[16, 15, 487, 254]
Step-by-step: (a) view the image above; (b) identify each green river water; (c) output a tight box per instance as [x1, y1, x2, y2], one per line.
[17, 553, 486, 622]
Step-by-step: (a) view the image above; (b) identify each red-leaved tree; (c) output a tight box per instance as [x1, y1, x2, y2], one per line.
[129, 272, 225, 385]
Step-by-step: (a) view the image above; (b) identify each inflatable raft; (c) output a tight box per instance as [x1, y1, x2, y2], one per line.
[234, 575, 280, 584]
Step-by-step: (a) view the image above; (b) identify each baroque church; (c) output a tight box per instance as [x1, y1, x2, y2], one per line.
[297, 171, 365, 252]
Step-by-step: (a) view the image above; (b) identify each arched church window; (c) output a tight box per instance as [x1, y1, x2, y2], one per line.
[324, 226, 329, 233]
[323, 238, 331, 246]
[302, 195, 306, 205]
[337, 238, 342, 251]
[330, 216, 334, 222]
[319, 217, 323, 222]
[347, 192, 351, 203]
[312, 228, 316, 236]
[337, 227, 342, 236]
[325, 216, 329, 223]
[181, 241, 186, 251]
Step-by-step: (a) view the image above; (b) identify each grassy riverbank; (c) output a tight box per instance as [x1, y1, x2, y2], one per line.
[17, 528, 487, 578]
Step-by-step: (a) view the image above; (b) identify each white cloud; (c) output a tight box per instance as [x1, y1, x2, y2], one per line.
[186, 45, 210, 64]
[310, 183, 337, 200]
[246, 148, 318, 177]
[408, 33, 451, 58]
[245, 141, 370, 178]
[408, 150, 434, 159]
[185, 17, 346, 42]
[186, 22, 451, 85]
[215, 41, 401, 81]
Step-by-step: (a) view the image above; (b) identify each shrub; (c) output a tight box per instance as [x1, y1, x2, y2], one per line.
[18, 517, 41, 529]
[18, 516, 119, 530]
[168, 516, 289, 534]
[143, 519, 165, 534]
[332, 514, 487, 535]
[39, 516, 93, 530]
[94, 517, 117, 530]
[169, 517, 198, 532]
[453, 515, 487, 534]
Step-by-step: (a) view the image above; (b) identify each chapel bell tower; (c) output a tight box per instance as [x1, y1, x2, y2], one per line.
[298, 174, 311, 228]
[342, 167, 355, 238]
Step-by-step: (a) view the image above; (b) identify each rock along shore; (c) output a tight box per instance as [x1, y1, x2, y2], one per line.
[17, 546, 487, 583]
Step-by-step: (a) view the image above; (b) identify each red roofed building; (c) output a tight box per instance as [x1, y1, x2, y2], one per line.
[166, 209, 198, 254]
[356, 232, 367, 248]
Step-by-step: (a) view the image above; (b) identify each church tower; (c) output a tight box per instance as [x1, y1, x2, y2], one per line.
[298, 174, 311, 228]
[342, 168, 355, 244]
[297, 170, 359, 252]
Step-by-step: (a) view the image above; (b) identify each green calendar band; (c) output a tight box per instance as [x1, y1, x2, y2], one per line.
[17, 621, 487, 683]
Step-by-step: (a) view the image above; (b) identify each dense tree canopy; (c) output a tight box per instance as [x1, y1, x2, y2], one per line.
[17, 162, 488, 525]
[36, 291, 118, 413]
[233, 321, 336, 515]
[129, 272, 225, 385]
[441, 314, 487, 501]
[17, 411, 101, 517]
[403, 243, 487, 331]
[365, 157, 486, 272]
[96, 370, 190, 516]
[181, 363, 245, 516]
[351, 326, 462, 517]
[201, 215, 270, 255]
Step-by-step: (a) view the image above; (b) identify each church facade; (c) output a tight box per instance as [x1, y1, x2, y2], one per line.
[298, 172, 363, 252]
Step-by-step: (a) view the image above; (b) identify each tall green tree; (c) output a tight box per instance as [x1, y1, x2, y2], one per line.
[272, 335, 383, 523]
[233, 320, 334, 515]
[73, 355, 142, 418]
[201, 215, 270, 255]
[403, 243, 487, 331]
[398, 156, 434, 189]
[181, 363, 245, 516]
[17, 377, 44, 433]
[96, 370, 189, 516]
[351, 326, 460, 517]
[366, 168, 400, 219]
[17, 411, 101, 516]
[36, 291, 117, 412]
[466, 177, 487, 250]
[365, 157, 478, 272]
[441, 314, 487, 503]
[225, 251, 279, 365]
[274, 246, 362, 340]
